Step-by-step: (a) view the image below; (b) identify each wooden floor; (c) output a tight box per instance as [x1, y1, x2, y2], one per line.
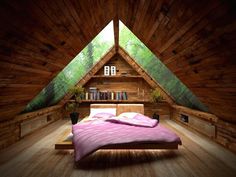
[0, 119, 235, 177]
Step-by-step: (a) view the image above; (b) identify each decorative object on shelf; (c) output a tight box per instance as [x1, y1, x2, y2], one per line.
[104, 66, 110, 76]
[110, 66, 116, 75]
[86, 90, 128, 101]
[65, 86, 85, 124]
[121, 71, 128, 76]
[85, 92, 89, 100]
[150, 88, 163, 103]
[111, 92, 114, 100]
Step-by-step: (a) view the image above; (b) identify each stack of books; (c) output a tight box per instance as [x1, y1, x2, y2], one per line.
[85, 88, 128, 101]
[88, 87, 97, 100]
[115, 91, 128, 100]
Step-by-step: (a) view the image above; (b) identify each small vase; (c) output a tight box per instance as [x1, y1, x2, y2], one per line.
[153, 113, 159, 122]
[70, 112, 79, 125]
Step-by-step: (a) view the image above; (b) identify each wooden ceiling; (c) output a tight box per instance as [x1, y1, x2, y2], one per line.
[0, 0, 235, 123]
[118, 0, 236, 123]
[0, 0, 115, 121]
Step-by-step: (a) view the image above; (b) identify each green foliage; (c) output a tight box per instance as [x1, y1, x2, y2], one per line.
[23, 21, 114, 113]
[119, 20, 208, 112]
[150, 89, 163, 103]
[65, 86, 85, 112]
[65, 102, 77, 112]
[23, 20, 208, 113]
[68, 86, 85, 103]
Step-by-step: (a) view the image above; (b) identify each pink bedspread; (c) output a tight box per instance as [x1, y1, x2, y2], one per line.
[106, 113, 158, 127]
[72, 118, 181, 161]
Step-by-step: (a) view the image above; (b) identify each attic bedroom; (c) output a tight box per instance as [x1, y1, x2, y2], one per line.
[0, 0, 235, 177]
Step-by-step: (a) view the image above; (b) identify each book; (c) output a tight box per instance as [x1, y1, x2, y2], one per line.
[85, 92, 89, 100]
[111, 92, 114, 100]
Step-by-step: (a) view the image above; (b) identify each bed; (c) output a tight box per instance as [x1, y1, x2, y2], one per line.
[72, 104, 182, 161]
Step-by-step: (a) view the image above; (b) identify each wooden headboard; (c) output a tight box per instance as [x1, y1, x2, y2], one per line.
[90, 104, 144, 116]
[90, 104, 117, 109]
[117, 104, 144, 115]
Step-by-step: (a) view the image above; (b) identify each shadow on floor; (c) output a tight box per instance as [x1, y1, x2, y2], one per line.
[74, 149, 180, 170]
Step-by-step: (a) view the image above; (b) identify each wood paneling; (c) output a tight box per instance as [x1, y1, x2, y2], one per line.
[0, 0, 115, 121]
[1, 0, 235, 123]
[59, 47, 116, 105]
[0, 105, 62, 150]
[1, 119, 236, 177]
[171, 106, 236, 153]
[144, 102, 171, 118]
[215, 120, 236, 153]
[117, 104, 144, 115]
[96, 54, 139, 76]
[63, 102, 171, 121]
[118, 0, 236, 123]
[63, 103, 90, 119]
[84, 54, 153, 102]
[0, 0, 235, 152]
[118, 47, 175, 104]
[62, 50, 173, 105]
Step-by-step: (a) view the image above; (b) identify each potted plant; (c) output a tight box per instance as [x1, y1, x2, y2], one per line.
[150, 88, 163, 103]
[65, 86, 85, 124]
[150, 88, 163, 121]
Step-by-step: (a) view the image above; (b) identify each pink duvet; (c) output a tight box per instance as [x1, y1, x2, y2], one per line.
[72, 116, 181, 161]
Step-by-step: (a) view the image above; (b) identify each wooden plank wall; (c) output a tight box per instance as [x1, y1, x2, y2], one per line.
[63, 102, 171, 120]
[2, 0, 235, 124]
[0, 105, 62, 150]
[0, 0, 235, 153]
[118, 0, 236, 123]
[144, 102, 171, 118]
[63, 103, 90, 119]
[0, 0, 115, 121]
[171, 106, 236, 153]
[215, 120, 236, 153]
[96, 54, 139, 76]
[84, 55, 153, 102]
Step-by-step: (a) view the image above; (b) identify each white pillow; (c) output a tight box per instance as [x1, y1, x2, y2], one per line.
[89, 108, 116, 118]
[118, 112, 138, 119]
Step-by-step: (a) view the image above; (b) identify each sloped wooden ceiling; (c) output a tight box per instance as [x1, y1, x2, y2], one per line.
[0, 0, 115, 121]
[118, 0, 236, 123]
[0, 0, 235, 123]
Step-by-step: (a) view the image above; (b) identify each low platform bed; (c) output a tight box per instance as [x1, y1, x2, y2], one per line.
[55, 104, 181, 161]
[55, 135, 179, 150]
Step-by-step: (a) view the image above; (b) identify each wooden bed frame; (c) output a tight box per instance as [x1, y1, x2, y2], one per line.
[55, 104, 180, 150]
[55, 129, 179, 150]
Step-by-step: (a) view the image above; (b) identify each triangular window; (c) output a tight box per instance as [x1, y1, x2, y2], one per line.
[119, 21, 208, 112]
[24, 20, 208, 113]
[24, 21, 114, 112]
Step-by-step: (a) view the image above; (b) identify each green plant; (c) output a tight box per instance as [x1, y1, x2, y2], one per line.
[65, 86, 85, 112]
[150, 88, 163, 103]
[69, 86, 85, 103]
[65, 102, 77, 112]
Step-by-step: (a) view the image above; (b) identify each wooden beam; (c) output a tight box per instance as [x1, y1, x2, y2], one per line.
[59, 47, 116, 105]
[172, 104, 218, 123]
[114, 18, 119, 52]
[0, 61, 52, 76]
[0, 105, 62, 128]
[118, 47, 175, 105]
[113, 0, 119, 52]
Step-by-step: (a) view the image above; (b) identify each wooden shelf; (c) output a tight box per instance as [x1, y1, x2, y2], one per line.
[92, 75, 143, 78]
[84, 57, 155, 106]
[69, 100, 167, 104]
[80, 100, 150, 103]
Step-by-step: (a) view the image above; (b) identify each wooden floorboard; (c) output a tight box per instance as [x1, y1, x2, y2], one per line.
[0, 119, 235, 177]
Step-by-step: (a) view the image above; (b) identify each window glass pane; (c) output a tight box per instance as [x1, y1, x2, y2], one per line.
[119, 20, 208, 112]
[24, 21, 114, 112]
